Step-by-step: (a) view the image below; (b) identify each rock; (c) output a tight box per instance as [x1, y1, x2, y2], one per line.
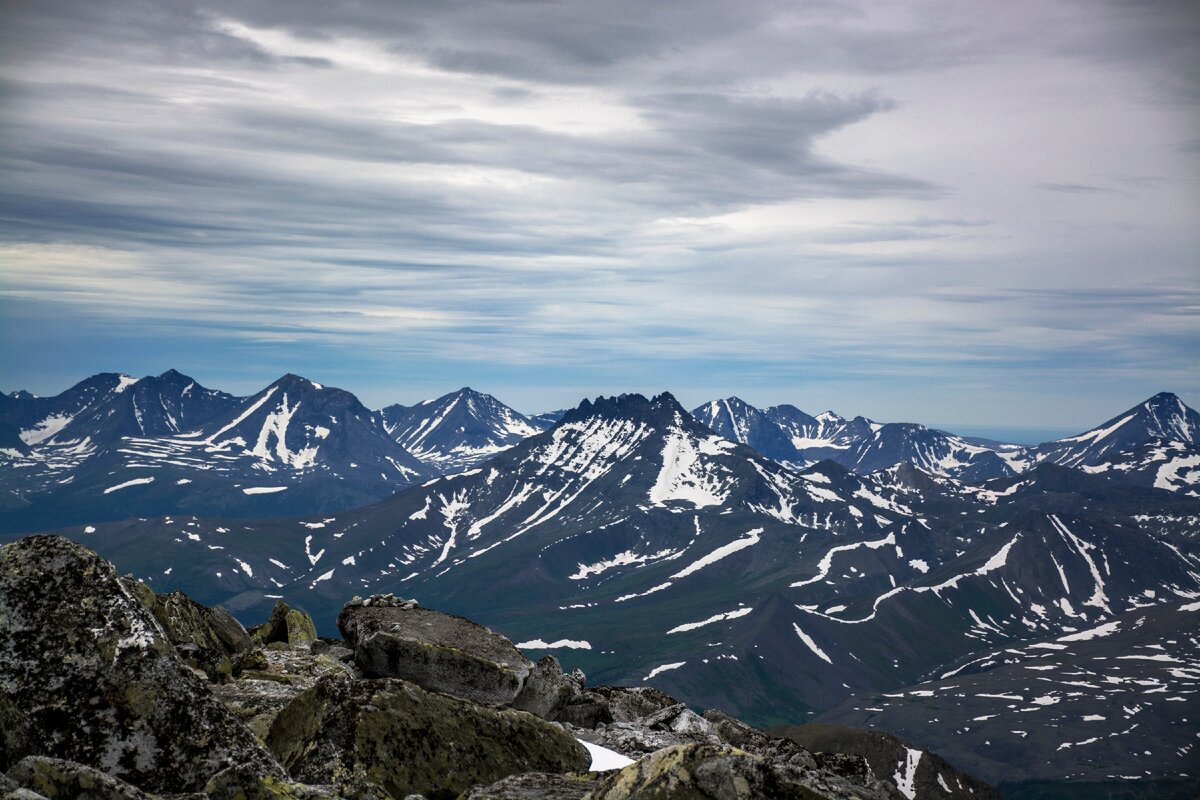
[253, 601, 318, 648]
[588, 686, 679, 724]
[6, 756, 150, 800]
[573, 703, 721, 759]
[202, 763, 383, 800]
[209, 606, 255, 654]
[0, 535, 283, 793]
[459, 772, 599, 800]
[337, 603, 532, 707]
[701, 710, 817, 770]
[151, 590, 252, 682]
[586, 743, 839, 800]
[264, 675, 590, 800]
[511, 655, 580, 720]
[346, 593, 418, 609]
[214, 641, 354, 740]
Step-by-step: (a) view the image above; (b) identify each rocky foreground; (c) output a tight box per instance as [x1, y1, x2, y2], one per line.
[0, 535, 1000, 800]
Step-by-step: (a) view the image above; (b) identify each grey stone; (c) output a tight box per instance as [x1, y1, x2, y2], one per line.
[264, 675, 590, 800]
[459, 772, 598, 800]
[0, 535, 283, 793]
[337, 604, 532, 707]
[6, 756, 150, 800]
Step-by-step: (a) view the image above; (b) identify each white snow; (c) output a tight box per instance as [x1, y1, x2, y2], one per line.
[83, 525, 96, 533]
[243, 486, 288, 494]
[643, 662, 686, 681]
[103, 476, 155, 494]
[792, 622, 833, 664]
[515, 639, 592, 650]
[206, 387, 278, 444]
[649, 429, 729, 508]
[20, 413, 74, 445]
[908, 559, 929, 574]
[790, 533, 895, 589]
[1058, 620, 1121, 642]
[894, 747, 923, 800]
[570, 548, 676, 580]
[1155, 454, 1200, 491]
[235, 559, 253, 578]
[579, 740, 635, 771]
[671, 528, 762, 579]
[667, 607, 753, 634]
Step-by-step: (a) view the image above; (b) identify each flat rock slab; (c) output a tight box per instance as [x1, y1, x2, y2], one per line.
[338, 604, 532, 706]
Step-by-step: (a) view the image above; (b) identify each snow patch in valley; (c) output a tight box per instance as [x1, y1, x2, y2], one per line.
[643, 662, 686, 681]
[516, 638, 592, 650]
[667, 607, 752, 634]
[243, 486, 287, 494]
[671, 529, 762, 579]
[104, 476, 155, 494]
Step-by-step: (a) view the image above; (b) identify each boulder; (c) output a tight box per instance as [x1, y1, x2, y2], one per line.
[589, 687, 678, 725]
[6, 756, 150, 800]
[510, 655, 581, 720]
[337, 601, 532, 706]
[573, 704, 721, 759]
[253, 601, 318, 648]
[264, 675, 590, 800]
[459, 772, 599, 800]
[0, 535, 283, 793]
[585, 743, 831, 800]
[150, 590, 252, 682]
[202, 763, 380, 800]
[701, 710, 817, 770]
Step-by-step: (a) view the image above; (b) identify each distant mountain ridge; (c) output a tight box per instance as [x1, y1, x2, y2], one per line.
[692, 393, 1200, 492]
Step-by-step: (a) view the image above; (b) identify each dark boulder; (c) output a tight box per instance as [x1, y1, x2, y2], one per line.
[459, 772, 599, 800]
[0, 535, 282, 793]
[264, 674, 590, 800]
[5, 756, 150, 800]
[338, 599, 532, 706]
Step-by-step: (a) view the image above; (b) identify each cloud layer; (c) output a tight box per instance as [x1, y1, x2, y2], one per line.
[1, 0, 1197, 429]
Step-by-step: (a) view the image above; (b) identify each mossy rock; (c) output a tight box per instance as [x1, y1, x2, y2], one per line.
[254, 601, 318, 648]
[586, 743, 840, 800]
[0, 535, 283, 793]
[6, 756, 151, 800]
[265, 675, 590, 800]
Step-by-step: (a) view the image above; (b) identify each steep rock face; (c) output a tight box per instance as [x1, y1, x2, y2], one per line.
[338, 600, 533, 706]
[264, 674, 591, 800]
[0, 535, 281, 792]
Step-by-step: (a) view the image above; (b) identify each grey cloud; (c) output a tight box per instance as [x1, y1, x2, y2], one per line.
[1036, 182, 1106, 193]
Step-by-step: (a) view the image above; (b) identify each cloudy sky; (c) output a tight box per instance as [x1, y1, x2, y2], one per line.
[1, 0, 1196, 438]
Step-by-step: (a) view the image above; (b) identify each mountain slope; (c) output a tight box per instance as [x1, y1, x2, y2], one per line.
[379, 387, 544, 472]
[0, 373, 430, 531]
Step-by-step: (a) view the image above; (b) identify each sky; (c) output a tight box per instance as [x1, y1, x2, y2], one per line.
[1, 0, 1197, 437]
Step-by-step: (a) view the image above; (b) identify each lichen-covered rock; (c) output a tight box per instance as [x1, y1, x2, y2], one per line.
[572, 704, 721, 759]
[151, 590, 254, 683]
[337, 603, 532, 706]
[511, 655, 581, 720]
[265, 675, 590, 800]
[0, 535, 283, 793]
[214, 641, 354, 740]
[202, 763, 384, 800]
[6, 756, 150, 800]
[253, 601, 318, 648]
[458, 771, 599, 800]
[701, 710, 817, 770]
[586, 743, 826, 800]
[588, 687, 679, 726]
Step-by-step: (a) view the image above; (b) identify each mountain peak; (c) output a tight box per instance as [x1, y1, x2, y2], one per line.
[561, 392, 685, 426]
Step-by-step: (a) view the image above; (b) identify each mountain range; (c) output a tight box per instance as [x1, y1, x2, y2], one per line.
[4, 376, 1198, 796]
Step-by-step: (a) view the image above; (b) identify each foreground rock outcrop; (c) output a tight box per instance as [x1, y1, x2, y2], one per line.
[0, 535, 281, 793]
[0, 538, 999, 800]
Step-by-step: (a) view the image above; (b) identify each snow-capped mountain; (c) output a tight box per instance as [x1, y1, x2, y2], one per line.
[31, 393, 1199, 742]
[692, 393, 1199, 492]
[0, 372, 429, 531]
[1026, 391, 1200, 491]
[378, 387, 546, 472]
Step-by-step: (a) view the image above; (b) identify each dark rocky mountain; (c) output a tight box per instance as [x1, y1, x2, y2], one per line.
[379, 386, 545, 472]
[0, 372, 430, 532]
[1, 534, 987, 800]
[692, 393, 1199, 493]
[19, 390, 1200, 797]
